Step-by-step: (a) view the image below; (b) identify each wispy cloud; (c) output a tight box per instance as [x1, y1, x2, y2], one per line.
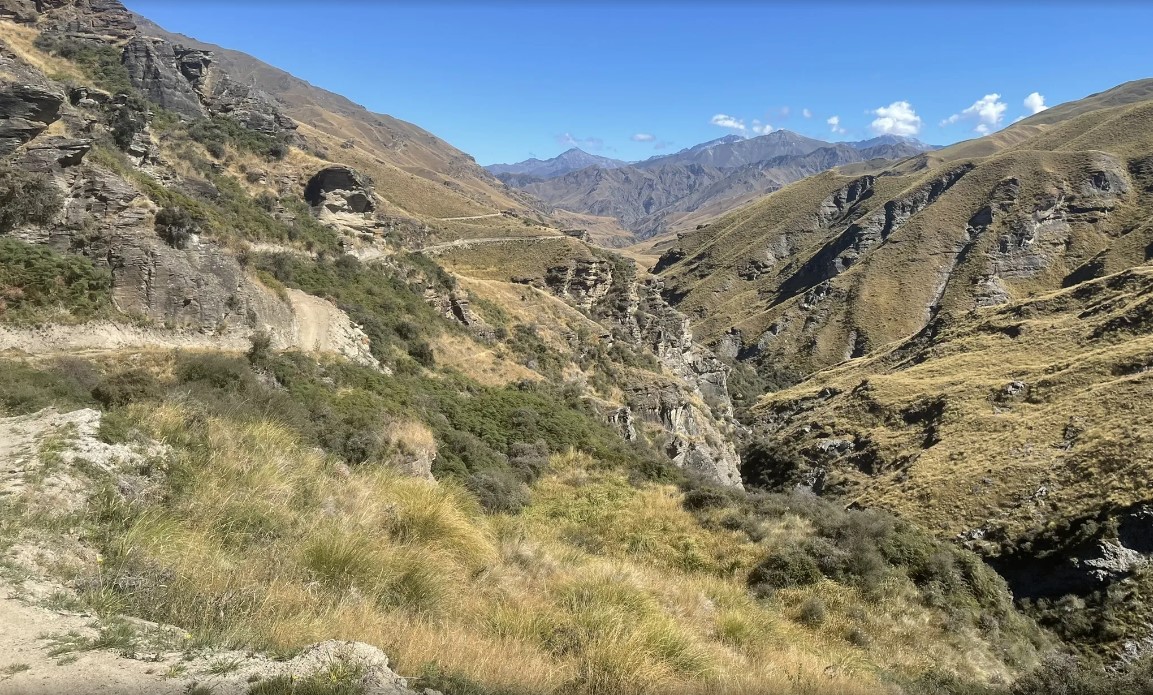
[802, 108, 812, 119]
[752, 119, 773, 135]
[631, 133, 655, 142]
[941, 93, 1007, 134]
[779, 106, 791, 118]
[652, 140, 673, 151]
[556, 132, 605, 151]
[827, 115, 846, 135]
[870, 101, 922, 136]
[710, 113, 746, 133]
[1024, 92, 1047, 115]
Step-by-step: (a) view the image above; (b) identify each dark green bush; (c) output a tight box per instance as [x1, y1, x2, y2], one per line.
[187, 116, 290, 160]
[110, 104, 144, 151]
[34, 34, 136, 95]
[507, 440, 550, 483]
[251, 252, 453, 366]
[798, 596, 827, 626]
[247, 330, 273, 365]
[739, 437, 811, 491]
[0, 358, 100, 414]
[0, 166, 63, 233]
[748, 545, 823, 592]
[0, 238, 110, 321]
[92, 369, 163, 408]
[466, 469, 531, 514]
[154, 206, 199, 249]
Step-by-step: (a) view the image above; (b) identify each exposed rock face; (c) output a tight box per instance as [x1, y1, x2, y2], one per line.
[991, 502, 1153, 600]
[0, 83, 64, 155]
[545, 258, 613, 311]
[624, 381, 743, 487]
[34, 0, 137, 38]
[205, 72, 297, 135]
[612, 273, 743, 486]
[305, 165, 376, 214]
[173, 45, 211, 89]
[634, 278, 733, 412]
[20, 135, 91, 170]
[121, 36, 206, 118]
[779, 164, 973, 298]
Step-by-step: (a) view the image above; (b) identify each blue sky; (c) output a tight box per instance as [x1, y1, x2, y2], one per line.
[124, 1, 1153, 165]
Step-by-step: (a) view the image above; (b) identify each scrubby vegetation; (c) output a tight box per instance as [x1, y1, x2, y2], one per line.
[33, 33, 136, 96]
[187, 116, 290, 161]
[252, 252, 452, 367]
[0, 238, 111, 322]
[0, 348, 1058, 695]
[0, 164, 63, 233]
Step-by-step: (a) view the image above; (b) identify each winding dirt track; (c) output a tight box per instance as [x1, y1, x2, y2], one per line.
[419, 234, 564, 255]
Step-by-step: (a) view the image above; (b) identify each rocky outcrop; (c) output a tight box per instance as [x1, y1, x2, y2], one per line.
[633, 278, 733, 412]
[545, 258, 613, 311]
[304, 165, 375, 214]
[991, 502, 1153, 600]
[603, 274, 744, 487]
[20, 135, 91, 170]
[121, 36, 206, 118]
[623, 382, 743, 487]
[0, 84, 64, 155]
[778, 164, 974, 300]
[29, 0, 137, 38]
[203, 71, 297, 135]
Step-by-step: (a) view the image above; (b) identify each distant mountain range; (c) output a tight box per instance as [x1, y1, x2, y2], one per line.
[485, 131, 938, 241]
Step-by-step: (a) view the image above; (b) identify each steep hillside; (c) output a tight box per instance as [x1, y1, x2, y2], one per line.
[127, 13, 545, 226]
[745, 266, 1153, 655]
[651, 82, 1153, 657]
[656, 95, 1153, 383]
[0, 2, 1081, 693]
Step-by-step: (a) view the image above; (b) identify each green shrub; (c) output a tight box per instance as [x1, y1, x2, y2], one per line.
[0, 238, 111, 321]
[110, 104, 144, 151]
[466, 469, 531, 514]
[247, 330, 273, 365]
[34, 34, 136, 95]
[798, 597, 827, 626]
[154, 206, 199, 249]
[0, 358, 100, 414]
[748, 546, 822, 592]
[739, 437, 811, 490]
[251, 252, 454, 365]
[0, 166, 63, 233]
[92, 369, 163, 408]
[187, 116, 290, 161]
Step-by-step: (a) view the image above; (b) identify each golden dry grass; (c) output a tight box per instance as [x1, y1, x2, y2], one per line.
[752, 266, 1153, 546]
[657, 97, 1153, 380]
[39, 405, 1037, 695]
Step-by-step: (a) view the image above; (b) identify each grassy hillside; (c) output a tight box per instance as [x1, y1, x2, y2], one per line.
[657, 97, 1153, 383]
[0, 346, 1052, 695]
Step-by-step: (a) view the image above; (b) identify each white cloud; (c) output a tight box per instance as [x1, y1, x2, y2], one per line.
[631, 133, 655, 142]
[827, 115, 846, 135]
[1024, 92, 1047, 114]
[710, 113, 746, 132]
[802, 108, 812, 119]
[555, 132, 604, 150]
[780, 106, 791, 118]
[752, 119, 774, 135]
[941, 93, 1007, 134]
[870, 101, 922, 136]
